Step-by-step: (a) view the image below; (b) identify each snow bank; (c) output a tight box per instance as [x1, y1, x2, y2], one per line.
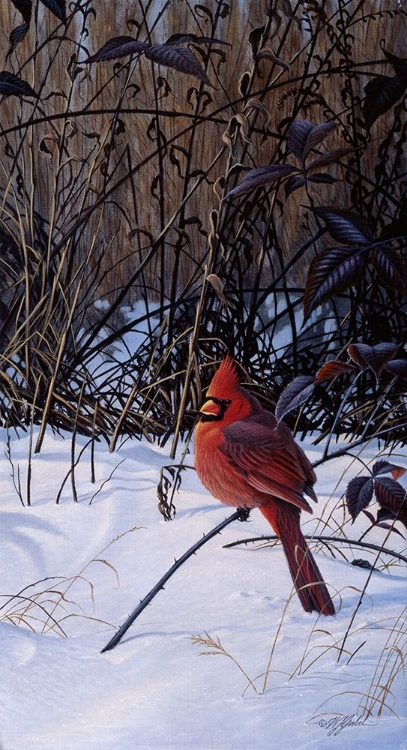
[0, 429, 406, 749]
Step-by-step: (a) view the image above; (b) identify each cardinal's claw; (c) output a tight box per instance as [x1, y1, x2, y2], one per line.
[236, 508, 251, 522]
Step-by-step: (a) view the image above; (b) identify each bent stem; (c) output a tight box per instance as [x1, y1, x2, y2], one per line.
[101, 509, 250, 653]
[222, 535, 407, 565]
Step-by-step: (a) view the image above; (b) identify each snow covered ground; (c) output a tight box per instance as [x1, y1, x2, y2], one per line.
[0, 427, 406, 749]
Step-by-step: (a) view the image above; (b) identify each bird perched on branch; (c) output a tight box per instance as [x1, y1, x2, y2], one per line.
[194, 356, 335, 616]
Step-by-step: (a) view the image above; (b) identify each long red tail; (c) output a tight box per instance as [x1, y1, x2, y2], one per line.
[260, 504, 335, 616]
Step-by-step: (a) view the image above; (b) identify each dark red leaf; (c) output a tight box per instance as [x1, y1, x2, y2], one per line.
[287, 120, 314, 160]
[315, 361, 357, 383]
[372, 460, 406, 480]
[304, 245, 367, 318]
[371, 245, 407, 292]
[377, 507, 396, 522]
[384, 358, 407, 381]
[0, 71, 39, 98]
[302, 121, 337, 160]
[40, 0, 66, 21]
[363, 75, 407, 129]
[9, 0, 32, 54]
[87, 37, 149, 64]
[362, 509, 377, 525]
[145, 44, 212, 85]
[285, 176, 307, 197]
[375, 508, 405, 536]
[8, 22, 30, 55]
[347, 344, 368, 370]
[346, 476, 374, 522]
[314, 207, 372, 245]
[307, 147, 355, 171]
[11, 0, 32, 23]
[275, 375, 315, 422]
[347, 342, 400, 377]
[374, 477, 407, 518]
[307, 173, 337, 185]
[225, 164, 299, 200]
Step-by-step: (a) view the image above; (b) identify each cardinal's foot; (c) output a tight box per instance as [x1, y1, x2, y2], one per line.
[236, 508, 251, 522]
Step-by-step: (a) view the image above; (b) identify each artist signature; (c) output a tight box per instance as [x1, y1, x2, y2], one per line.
[313, 714, 367, 736]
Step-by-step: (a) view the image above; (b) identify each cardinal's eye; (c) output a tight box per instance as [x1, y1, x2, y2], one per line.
[204, 397, 231, 407]
[199, 396, 232, 422]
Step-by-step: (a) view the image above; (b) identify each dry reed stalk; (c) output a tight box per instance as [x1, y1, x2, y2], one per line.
[2, 1, 404, 298]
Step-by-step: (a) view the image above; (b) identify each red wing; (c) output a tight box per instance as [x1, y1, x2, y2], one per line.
[220, 416, 317, 513]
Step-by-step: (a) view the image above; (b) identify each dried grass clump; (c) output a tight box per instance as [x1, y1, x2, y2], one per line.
[0, 1, 406, 449]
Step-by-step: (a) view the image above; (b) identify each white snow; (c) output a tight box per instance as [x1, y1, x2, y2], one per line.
[0, 428, 406, 750]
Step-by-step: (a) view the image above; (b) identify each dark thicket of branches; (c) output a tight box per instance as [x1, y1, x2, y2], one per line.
[0, 0, 406, 456]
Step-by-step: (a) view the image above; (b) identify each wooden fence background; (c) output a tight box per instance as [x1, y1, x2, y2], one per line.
[1, 1, 405, 300]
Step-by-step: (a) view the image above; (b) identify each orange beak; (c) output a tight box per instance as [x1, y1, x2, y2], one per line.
[199, 398, 221, 417]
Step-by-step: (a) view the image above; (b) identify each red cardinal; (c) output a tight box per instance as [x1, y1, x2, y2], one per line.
[194, 356, 335, 616]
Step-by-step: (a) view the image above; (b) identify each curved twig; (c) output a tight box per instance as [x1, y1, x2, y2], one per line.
[222, 534, 407, 564]
[101, 509, 250, 653]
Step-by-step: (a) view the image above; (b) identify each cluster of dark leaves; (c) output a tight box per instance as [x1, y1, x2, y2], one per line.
[346, 460, 407, 533]
[7, 0, 66, 55]
[225, 120, 353, 200]
[225, 118, 407, 320]
[87, 33, 231, 87]
[1, 0, 66, 97]
[0, 71, 39, 99]
[275, 342, 407, 423]
[304, 208, 407, 318]
[364, 43, 407, 129]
